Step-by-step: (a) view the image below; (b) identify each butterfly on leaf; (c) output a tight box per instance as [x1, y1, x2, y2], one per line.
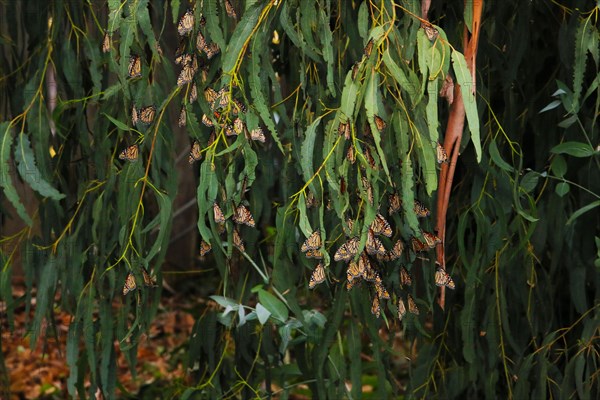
[334, 237, 359, 262]
[203, 42, 220, 59]
[398, 298, 407, 321]
[177, 63, 195, 87]
[347, 260, 361, 283]
[123, 272, 137, 295]
[217, 88, 230, 109]
[344, 218, 355, 236]
[373, 115, 386, 131]
[178, 106, 187, 127]
[308, 263, 326, 289]
[213, 203, 226, 224]
[201, 114, 214, 127]
[233, 228, 245, 252]
[233, 118, 245, 135]
[408, 294, 419, 315]
[102, 32, 110, 53]
[422, 23, 439, 41]
[371, 295, 381, 318]
[361, 177, 374, 205]
[411, 237, 429, 253]
[366, 229, 386, 256]
[189, 83, 198, 102]
[119, 144, 139, 162]
[435, 265, 455, 290]
[233, 204, 255, 227]
[178, 8, 195, 36]
[364, 38, 374, 57]
[374, 281, 390, 300]
[377, 239, 404, 262]
[232, 99, 247, 115]
[175, 39, 187, 64]
[400, 266, 412, 287]
[305, 190, 319, 209]
[196, 31, 206, 53]
[224, 0, 237, 19]
[436, 142, 448, 163]
[128, 54, 142, 78]
[388, 193, 402, 214]
[301, 231, 321, 253]
[139, 105, 156, 125]
[351, 61, 360, 80]
[370, 213, 393, 237]
[346, 276, 359, 291]
[249, 127, 266, 143]
[200, 239, 212, 256]
[422, 231, 441, 248]
[189, 141, 202, 164]
[176, 53, 193, 66]
[305, 249, 323, 259]
[204, 87, 218, 106]
[131, 105, 139, 125]
[364, 146, 377, 169]
[142, 268, 158, 287]
[346, 146, 356, 164]
[338, 121, 350, 140]
[225, 124, 237, 137]
[413, 200, 431, 217]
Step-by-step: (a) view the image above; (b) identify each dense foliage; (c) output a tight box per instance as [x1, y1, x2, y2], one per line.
[0, 1, 598, 399]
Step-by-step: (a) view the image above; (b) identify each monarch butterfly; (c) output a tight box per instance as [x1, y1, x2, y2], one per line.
[199, 14, 206, 27]
[102, 32, 110, 53]
[411, 237, 428, 252]
[400, 266, 412, 287]
[123, 272, 137, 295]
[346, 146, 356, 164]
[308, 263, 326, 289]
[128, 54, 142, 78]
[217, 88, 230, 109]
[178, 106, 187, 127]
[233, 204, 255, 227]
[435, 266, 455, 290]
[233, 228, 245, 252]
[142, 268, 157, 287]
[225, 124, 237, 137]
[334, 237, 359, 262]
[364, 122, 372, 137]
[233, 118, 245, 134]
[204, 87, 218, 105]
[370, 213, 393, 237]
[351, 61, 360, 80]
[378, 239, 404, 262]
[196, 31, 206, 53]
[413, 200, 431, 217]
[422, 23, 439, 41]
[374, 281, 390, 299]
[119, 144, 139, 162]
[366, 229, 386, 256]
[364, 146, 377, 169]
[305, 249, 323, 259]
[189, 83, 198, 102]
[189, 141, 202, 164]
[436, 142, 448, 163]
[200, 239, 212, 256]
[249, 127, 266, 143]
[232, 99, 247, 115]
[176, 53, 193, 66]
[398, 298, 407, 321]
[364, 38, 374, 57]
[346, 276, 359, 290]
[178, 8, 194, 36]
[203, 42, 220, 59]
[224, 0, 237, 19]
[407, 294, 419, 315]
[305, 190, 318, 209]
[374, 115, 386, 131]
[175, 39, 187, 64]
[422, 231, 441, 248]
[361, 177, 374, 205]
[213, 203, 225, 224]
[207, 131, 216, 147]
[358, 252, 371, 278]
[363, 264, 380, 283]
[201, 114, 214, 127]
[371, 295, 381, 318]
[338, 121, 350, 140]
[177, 63, 195, 87]
[346, 260, 361, 282]
[131, 105, 139, 126]
[139, 105, 156, 125]
[301, 230, 321, 252]
[344, 218, 355, 236]
[388, 193, 402, 214]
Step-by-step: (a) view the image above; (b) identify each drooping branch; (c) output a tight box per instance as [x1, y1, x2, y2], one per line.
[435, 0, 483, 309]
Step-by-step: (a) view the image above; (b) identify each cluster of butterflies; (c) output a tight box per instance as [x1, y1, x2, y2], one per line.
[301, 191, 454, 320]
[123, 267, 158, 296]
[197, 202, 256, 257]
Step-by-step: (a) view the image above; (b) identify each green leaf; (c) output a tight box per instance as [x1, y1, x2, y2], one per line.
[103, 113, 130, 132]
[258, 289, 288, 323]
[0, 123, 32, 225]
[452, 50, 481, 162]
[320, 8, 335, 95]
[222, 3, 262, 76]
[555, 182, 570, 197]
[15, 133, 65, 200]
[365, 71, 392, 185]
[489, 140, 514, 172]
[383, 49, 421, 105]
[550, 155, 567, 177]
[551, 141, 596, 157]
[256, 303, 271, 325]
[205, 0, 226, 51]
[300, 118, 321, 184]
[339, 70, 360, 120]
[520, 171, 539, 193]
[566, 200, 600, 225]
